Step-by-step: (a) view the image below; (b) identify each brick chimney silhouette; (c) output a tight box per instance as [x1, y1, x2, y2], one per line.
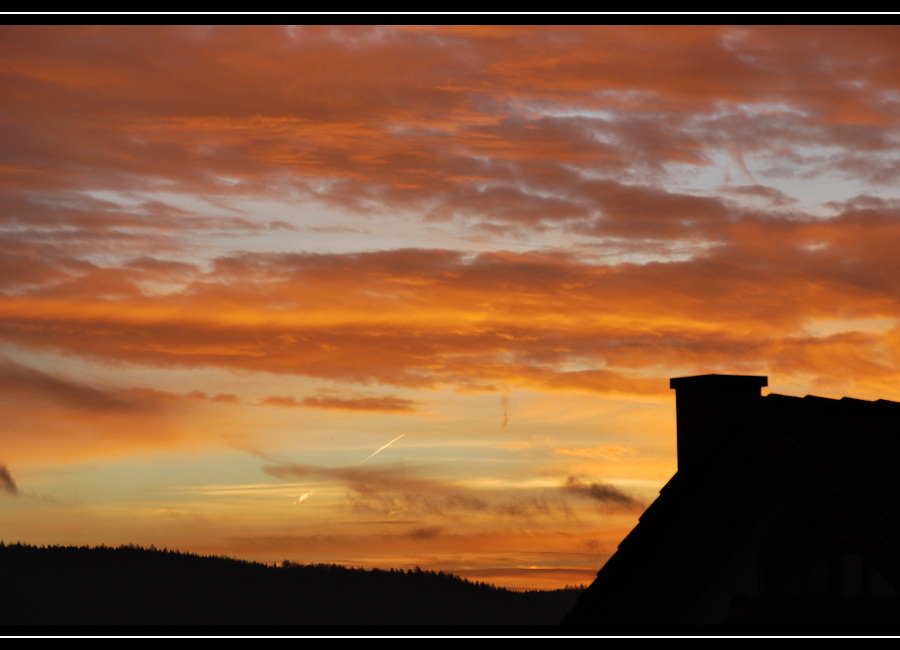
[669, 374, 768, 473]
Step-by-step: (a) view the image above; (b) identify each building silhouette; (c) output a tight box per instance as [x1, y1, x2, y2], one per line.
[561, 374, 900, 626]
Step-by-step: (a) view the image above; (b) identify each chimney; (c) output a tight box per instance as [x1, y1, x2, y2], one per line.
[669, 374, 768, 473]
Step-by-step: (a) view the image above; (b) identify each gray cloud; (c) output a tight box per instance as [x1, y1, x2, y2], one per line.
[562, 475, 644, 512]
[0, 356, 170, 414]
[0, 464, 18, 495]
[407, 526, 444, 539]
[263, 461, 576, 521]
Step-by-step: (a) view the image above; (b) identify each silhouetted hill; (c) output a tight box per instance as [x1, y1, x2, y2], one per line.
[0, 542, 583, 627]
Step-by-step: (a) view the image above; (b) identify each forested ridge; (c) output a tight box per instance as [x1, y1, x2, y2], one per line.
[0, 542, 583, 626]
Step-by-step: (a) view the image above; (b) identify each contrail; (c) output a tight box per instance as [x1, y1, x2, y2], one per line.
[358, 434, 404, 465]
[292, 491, 312, 506]
[501, 395, 510, 433]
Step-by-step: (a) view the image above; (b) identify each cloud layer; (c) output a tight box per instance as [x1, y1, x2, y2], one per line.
[4, 27, 900, 406]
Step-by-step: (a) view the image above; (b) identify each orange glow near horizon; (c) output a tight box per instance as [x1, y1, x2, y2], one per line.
[3, 25, 900, 590]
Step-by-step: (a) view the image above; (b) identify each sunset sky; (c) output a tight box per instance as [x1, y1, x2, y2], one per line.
[4, 24, 900, 590]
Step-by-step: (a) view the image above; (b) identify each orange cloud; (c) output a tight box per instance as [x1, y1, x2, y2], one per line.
[3, 25, 899, 226]
[261, 394, 420, 413]
[0, 356, 180, 414]
[4, 230, 900, 404]
[552, 445, 642, 462]
[0, 356, 261, 463]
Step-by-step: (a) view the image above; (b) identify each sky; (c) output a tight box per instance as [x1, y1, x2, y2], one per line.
[3, 24, 900, 591]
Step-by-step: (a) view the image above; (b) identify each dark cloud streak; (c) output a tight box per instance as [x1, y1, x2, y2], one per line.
[0, 464, 18, 495]
[562, 476, 645, 512]
[261, 394, 420, 413]
[263, 460, 577, 521]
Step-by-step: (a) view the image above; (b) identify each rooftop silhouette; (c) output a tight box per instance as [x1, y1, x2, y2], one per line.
[561, 374, 900, 626]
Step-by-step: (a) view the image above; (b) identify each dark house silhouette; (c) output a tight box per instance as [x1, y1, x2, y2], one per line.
[561, 374, 900, 626]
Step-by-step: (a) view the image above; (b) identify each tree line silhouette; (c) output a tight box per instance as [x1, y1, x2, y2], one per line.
[0, 542, 583, 627]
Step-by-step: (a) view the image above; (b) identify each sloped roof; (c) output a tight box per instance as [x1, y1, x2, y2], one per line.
[561, 377, 900, 626]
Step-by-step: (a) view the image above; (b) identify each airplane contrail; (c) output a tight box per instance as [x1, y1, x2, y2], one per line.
[292, 491, 312, 506]
[357, 434, 405, 465]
